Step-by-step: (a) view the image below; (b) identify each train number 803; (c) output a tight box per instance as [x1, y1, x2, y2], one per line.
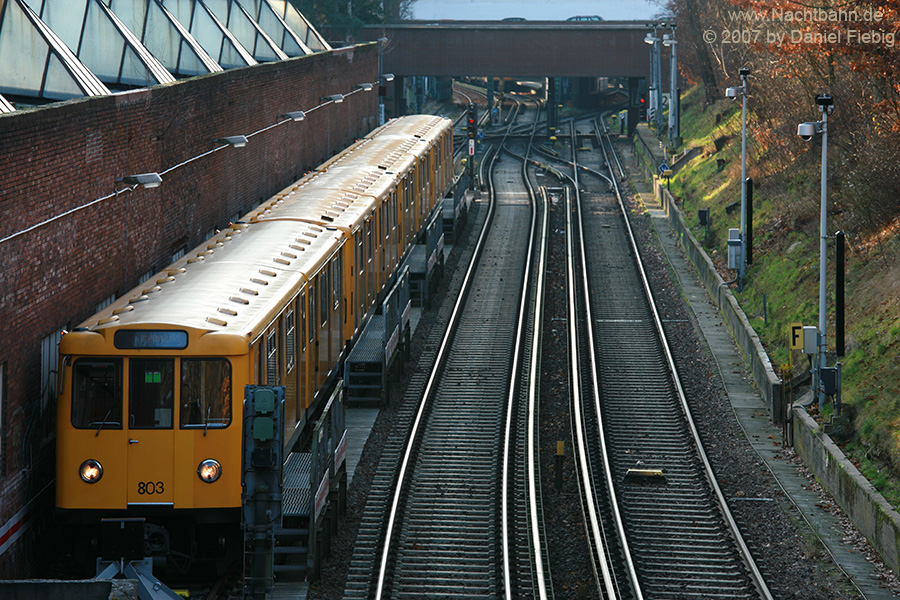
[137, 481, 165, 495]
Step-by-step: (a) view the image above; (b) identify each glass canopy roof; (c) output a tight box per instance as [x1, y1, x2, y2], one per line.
[0, 0, 332, 104]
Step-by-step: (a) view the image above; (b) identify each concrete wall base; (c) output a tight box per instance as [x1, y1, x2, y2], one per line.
[792, 408, 900, 575]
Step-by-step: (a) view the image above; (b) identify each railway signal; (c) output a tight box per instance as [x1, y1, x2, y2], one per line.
[466, 103, 478, 188]
[466, 103, 478, 147]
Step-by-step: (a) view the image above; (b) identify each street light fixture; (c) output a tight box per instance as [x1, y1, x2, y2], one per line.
[322, 94, 345, 103]
[797, 93, 835, 409]
[215, 135, 248, 148]
[356, 83, 374, 92]
[278, 111, 306, 122]
[117, 172, 162, 188]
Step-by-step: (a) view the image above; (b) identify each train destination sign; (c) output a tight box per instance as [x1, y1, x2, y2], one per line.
[114, 329, 189, 350]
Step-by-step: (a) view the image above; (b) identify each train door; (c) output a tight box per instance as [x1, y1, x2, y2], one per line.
[418, 158, 426, 229]
[378, 201, 387, 279]
[317, 270, 330, 388]
[126, 358, 175, 505]
[330, 256, 343, 362]
[365, 217, 376, 301]
[425, 151, 433, 209]
[308, 283, 319, 401]
[299, 293, 308, 415]
[354, 228, 366, 331]
[402, 176, 412, 247]
[284, 306, 298, 427]
[389, 191, 399, 270]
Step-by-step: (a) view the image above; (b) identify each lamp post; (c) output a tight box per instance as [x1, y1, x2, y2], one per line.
[797, 94, 834, 408]
[726, 67, 750, 290]
[378, 37, 387, 125]
[643, 29, 661, 132]
[662, 31, 680, 149]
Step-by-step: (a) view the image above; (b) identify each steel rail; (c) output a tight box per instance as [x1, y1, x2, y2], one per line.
[499, 97, 551, 600]
[594, 118, 775, 600]
[372, 148, 498, 600]
[568, 120, 644, 600]
[373, 97, 534, 600]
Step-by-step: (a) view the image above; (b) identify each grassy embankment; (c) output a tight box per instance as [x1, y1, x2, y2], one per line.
[633, 84, 900, 507]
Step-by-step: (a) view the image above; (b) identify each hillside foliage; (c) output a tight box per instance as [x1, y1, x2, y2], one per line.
[665, 0, 900, 486]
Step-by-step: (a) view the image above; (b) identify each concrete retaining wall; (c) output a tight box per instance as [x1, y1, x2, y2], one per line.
[792, 408, 900, 574]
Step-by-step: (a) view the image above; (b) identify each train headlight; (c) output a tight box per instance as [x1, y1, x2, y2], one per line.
[79, 459, 103, 483]
[197, 459, 222, 483]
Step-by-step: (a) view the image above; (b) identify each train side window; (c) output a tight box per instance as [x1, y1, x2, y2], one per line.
[366, 220, 374, 265]
[286, 308, 296, 373]
[332, 257, 341, 310]
[389, 191, 397, 235]
[300, 296, 307, 352]
[320, 272, 329, 326]
[266, 329, 280, 385]
[129, 359, 174, 429]
[180, 359, 232, 428]
[356, 233, 364, 277]
[72, 358, 122, 429]
[309, 287, 316, 344]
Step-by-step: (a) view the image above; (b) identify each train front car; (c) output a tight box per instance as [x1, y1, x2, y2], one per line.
[56, 218, 344, 571]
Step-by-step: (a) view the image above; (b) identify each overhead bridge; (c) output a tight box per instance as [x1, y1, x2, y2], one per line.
[362, 21, 671, 80]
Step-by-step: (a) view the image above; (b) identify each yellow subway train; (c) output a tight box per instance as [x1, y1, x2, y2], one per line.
[55, 114, 454, 563]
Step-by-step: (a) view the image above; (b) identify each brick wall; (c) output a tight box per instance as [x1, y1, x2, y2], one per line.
[0, 43, 378, 578]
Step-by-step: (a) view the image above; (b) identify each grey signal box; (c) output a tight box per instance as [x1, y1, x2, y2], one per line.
[727, 228, 741, 270]
[802, 326, 818, 355]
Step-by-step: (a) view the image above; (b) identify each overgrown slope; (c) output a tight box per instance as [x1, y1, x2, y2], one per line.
[660, 83, 900, 505]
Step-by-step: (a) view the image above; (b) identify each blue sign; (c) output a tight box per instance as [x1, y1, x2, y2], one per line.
[658, 163, 669, 174]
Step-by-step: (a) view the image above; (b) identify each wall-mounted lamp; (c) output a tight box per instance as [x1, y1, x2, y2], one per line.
[215, 135, 248, 148]
[356, 83, 374, 92]
[278, 111, 307, 122]
[322, 94, 345, 103]
[117, 172, 162, 188]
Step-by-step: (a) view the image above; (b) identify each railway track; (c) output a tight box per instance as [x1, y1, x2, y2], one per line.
[560, 116, 775, 599]
[341, 92, 776, 598]
[344, 99, 552, 599]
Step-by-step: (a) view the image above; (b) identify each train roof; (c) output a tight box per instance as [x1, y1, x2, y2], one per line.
[61, 115, 453, 354]
[245, 115, 452, 232]
[62, 220, 342, 353]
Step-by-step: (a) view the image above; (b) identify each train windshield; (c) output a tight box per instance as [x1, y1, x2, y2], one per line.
[72, 358, 123, 429]
[130, 359, 174, 429]
[180, 359, 232, 429]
